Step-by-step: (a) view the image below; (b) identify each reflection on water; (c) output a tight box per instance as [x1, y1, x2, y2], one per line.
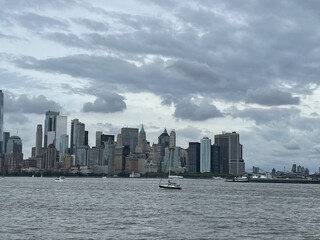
[0, 177, 319, 239]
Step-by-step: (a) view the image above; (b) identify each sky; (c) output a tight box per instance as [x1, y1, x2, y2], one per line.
[1, 0, 320, 173]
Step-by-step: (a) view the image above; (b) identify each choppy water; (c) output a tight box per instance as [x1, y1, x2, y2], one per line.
[1, 177, 320, 240]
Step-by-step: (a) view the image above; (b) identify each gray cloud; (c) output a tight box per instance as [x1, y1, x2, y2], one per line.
[82, 93, 126, 113]
[174, 97, 223, 121]
[72, 18, 109, 32]
[44, 32, 89, 49]
[6, 113, 28, 125]
[15, 12, 69, 31]
[245, 89, 300, 106]
[4, 93, 62, 114]
[284, 141, 300, 150]
[176, 126, 202, 142]
[232, 107, 300, 125]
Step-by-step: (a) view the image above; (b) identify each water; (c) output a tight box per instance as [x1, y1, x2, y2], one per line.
[0, 177, 320, 240]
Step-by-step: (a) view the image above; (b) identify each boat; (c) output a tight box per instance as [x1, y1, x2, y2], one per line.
[54, 177, 64, 182]
[212, 176, 225, 180]
[101, 176, 107, 179]
[232, 175, 249, 182]
[159, 147, 182, 190]
[129, 171, 141, 178]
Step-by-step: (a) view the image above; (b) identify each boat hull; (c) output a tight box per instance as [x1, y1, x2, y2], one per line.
[159, 184, 182, 190]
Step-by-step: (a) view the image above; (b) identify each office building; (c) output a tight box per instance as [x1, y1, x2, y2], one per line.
[158, 129, 170, 172]
[70, 119, 86, 154]
[137, 125, 147, 153]
[170, 129, 176, 148]
[5, 135, 23, 173]
[214, 131, 245, 176]
[35, 124, 43, 157]
[187, 142, 200, 173]
[0, 90, 3, 155]
[96, 131, 102, 147]
[211, 144, 220, 174]
[200, 137, 211, 173]
[121, 127, 138, 153]
[3, 132, 10, 154]
[44, 111, 59, 148]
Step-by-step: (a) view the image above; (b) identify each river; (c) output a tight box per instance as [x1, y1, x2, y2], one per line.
[0, 177, 319, 239]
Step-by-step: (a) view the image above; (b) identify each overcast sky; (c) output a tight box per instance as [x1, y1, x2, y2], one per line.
[1, 0, 320, 172]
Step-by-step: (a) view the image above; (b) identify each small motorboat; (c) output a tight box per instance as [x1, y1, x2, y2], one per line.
[55, 177, 64, 182]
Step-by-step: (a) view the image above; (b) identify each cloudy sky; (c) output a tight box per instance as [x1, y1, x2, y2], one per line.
[1, 0, 320, 172]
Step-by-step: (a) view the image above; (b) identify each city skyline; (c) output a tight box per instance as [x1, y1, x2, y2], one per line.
[2, 1, 320, 172]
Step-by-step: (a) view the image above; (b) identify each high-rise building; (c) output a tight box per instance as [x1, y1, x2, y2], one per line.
[101, 134, 114, 146]
[0, 90, 3, 155]
[137, 125, 147, 153]
[211, 144, 220, 174]
[158, 128, 170, 171]
[44, 111, 67, 162]
[214, 131, 245, 176]
[70, 119, 86, 154]
[44, 111, 59, 148]
[200, 137, 211, 173]
[170, 129, 176, 148]
[121, 127, 138, 153]
[35, 124, 43, 157]
[59, 134, 69, 159]
[5, 135, 23, 173]
[3, 132, 10, 154]
[187, 142, 200, 173]
[96, 131, 102, 147]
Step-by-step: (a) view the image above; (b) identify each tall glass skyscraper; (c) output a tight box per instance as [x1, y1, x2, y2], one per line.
[44, 111, 59, 148]
[200, 137, 211, 173]
[0, 90, 3, 155]
[44, 111, 68, 161]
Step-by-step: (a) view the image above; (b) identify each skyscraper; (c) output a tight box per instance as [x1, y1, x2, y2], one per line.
[35, 124, 43, 157]
[44, 111, 59, 148]
[137, 125, 147, 153]
[0, 90, 3, 155]
[121, 127, 138, 153]
[170, 129, 176, 148]
[214, 131, 245, 176]
[55, 115, 67, 153]
[70, 119, 86, 154]
[200, 137, 211, 173]
[44, 111, 67, 162]
[96, 131, 102, 147]
[3, 132, 10, 154]
[5, 135, 23, 174]
[187, 142, 200, 173]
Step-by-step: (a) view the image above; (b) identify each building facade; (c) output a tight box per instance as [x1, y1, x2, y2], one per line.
[200, 137, 211, 173]
[121, 127, 138, 154]
[214, 132, 245, 176]
[187, 142, 200, 173]
[0, 90, 3, 155]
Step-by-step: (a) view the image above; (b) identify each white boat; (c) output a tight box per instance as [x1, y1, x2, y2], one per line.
[159, 147, 182, 190]
[55, 177, 64, 182]
[233, 176, 249, 182]
[212, 176, 225, 180]
[129, 171, 141, 178]
[101, 176, 107, 179]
